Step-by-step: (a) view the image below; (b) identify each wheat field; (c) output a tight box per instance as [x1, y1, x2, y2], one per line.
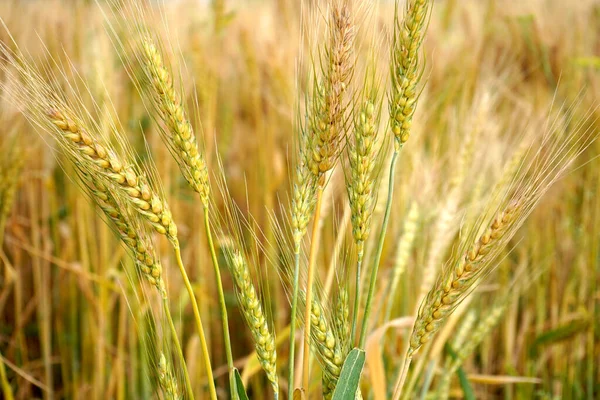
[0, 0, 599, 399]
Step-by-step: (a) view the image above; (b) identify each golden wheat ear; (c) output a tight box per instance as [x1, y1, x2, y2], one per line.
[396, 100, 598, 397]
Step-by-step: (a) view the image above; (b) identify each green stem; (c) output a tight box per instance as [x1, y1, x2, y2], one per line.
[350, 252, 363, 344]
[163, 298, 195, 400]
[392, 351, 413, 400]
[359, 149, 399, 348]
[288, 250, 301, 400]
[203, 207, 236, 398]
[0, 351, 14, 400]
[173, 245, 217, 400]
[302, 186, 324, 391]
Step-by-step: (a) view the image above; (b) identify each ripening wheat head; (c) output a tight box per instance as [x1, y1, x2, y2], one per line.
[346, 82, 382, 257]
[79, 170, 167, 297]
[409, 100, 598, 354]
[0, 42, 178, 244]
[389, 0, 433, 147]
[306, 0, 356, 180]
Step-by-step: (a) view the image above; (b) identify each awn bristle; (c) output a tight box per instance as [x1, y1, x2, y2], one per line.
[141, 38, 211, 207]
[389, 0, 432, 147]
[228, 250, 279, 395]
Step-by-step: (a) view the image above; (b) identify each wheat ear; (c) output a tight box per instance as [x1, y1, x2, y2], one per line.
[385, 202, 419, 320]
[141, 38, 210, 207]
[347, 90, 381, 340]
[46, 109, 178, 242]
[389, 0, 432, 147]
[307, 296, 344, 399]
[82, 173, 167, 296]
[301, 1, 356, 390]
[138, 33, 229, 399]
[227, 250, 279, 397]
[358, 0, 433, 349]
[158, 353, 181, 400]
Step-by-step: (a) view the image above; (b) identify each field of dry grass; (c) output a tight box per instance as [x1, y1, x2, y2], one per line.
[0, 0, 599, 399]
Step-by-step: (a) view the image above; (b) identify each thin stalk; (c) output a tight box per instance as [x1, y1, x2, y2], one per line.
[0, 350, 14, 400]
[173, 245, 217, 400]
[399, 342, 431, 400]
[288, 251, 301, 400]
[350, 252, 363, 343]
[163, 298, 194, 400]
[359, 149, 399, 348]
[392, 351, 413, 400]
[301, 186, 324, 391]
[0, 221, 6, 250]
[203, 207, 236, 398]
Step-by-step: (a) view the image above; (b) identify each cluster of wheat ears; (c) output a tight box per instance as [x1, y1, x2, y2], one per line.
[0, 0, 598, 399]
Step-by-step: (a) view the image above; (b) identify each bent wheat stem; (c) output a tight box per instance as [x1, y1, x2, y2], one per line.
[301, 185, 324, 391]
[203, 207, 235, 397]
[359, 149, 399, 348]
[173, 245, 217, 400]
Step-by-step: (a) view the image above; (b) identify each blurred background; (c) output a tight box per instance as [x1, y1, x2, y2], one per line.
[0, 0, 599, 399]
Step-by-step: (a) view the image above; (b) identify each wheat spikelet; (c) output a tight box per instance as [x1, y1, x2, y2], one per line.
[227, 249, 279, 395]
[158, 353, 181, 400]
[389, 0, 432, 147]
[141, 37, 211, 207]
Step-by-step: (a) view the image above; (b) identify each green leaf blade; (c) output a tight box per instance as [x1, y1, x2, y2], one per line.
[332, 348, 366, 400]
